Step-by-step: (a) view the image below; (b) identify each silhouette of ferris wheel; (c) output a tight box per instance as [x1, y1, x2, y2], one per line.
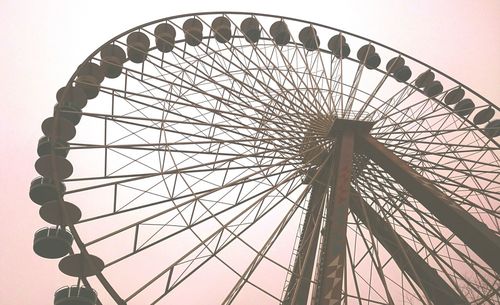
[30, 12, 499, 305]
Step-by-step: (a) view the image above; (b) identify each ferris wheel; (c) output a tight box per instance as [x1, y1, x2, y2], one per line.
[30, 12, 500, 305]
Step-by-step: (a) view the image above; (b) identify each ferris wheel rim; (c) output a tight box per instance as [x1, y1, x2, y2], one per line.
[60, 11, 499, 152]
[36, 11, 500, 305]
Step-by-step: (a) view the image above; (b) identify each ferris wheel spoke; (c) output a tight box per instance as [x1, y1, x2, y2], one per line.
[376, 91, 433, 128]
[67, 135, 311, 171]
[350, 186, 466, 304]
[77, 160, 301, 226]
[382, 144, 499, 186]
[381, 139, 500, 156]
[104, 84, 308, 152]
[169, 46, 281, 150]
[371, 126, 485, 138]
[236, 39, 326, 115]
[64, 137, 304, 195]
[348, 210, 397, 304]
[377, 86, 458, 130]
[161, 51, 310, 138]
[83, 147, 311, 248]
[114, 37, 270, 114]
[378, 143, 497, 170]
[164, 23, 321, 118]
[358, 190, 494, 302]
[242, 38, 327, 115]
[64, 131, 326, 190]
[354, 170, 499, 300]
[345, 42, 390, 117]
[378, 134, 500, 212]
[356, 69, 393, 120]
[79, 108, 320, 161]
[373, 109, 451, 139]
[144, 149, 332, 301]
[372, 103, 459, 134]
[129, 163, 303, 265]
[69, 135, 310, 150]
[345, 236, 365, 305]
[361, 159, 499, 239]
[32, 12, 500, 305]
[191, 35, 310, 118]
[357, 133, 500, 274]
[173, 26, 312, 116]
[346, 215, 425, 304]
[286, 35, 336, 115]
[117, 68, 307, 137]
[392, 119, 499, 214]
[305, 44, 341, 114]
[377, 109, 467, 146]
[221, 180, 315, 305]
[366, 79, 416, 123]
[101, 59, 308, 137]
[126, 165, 306, 303]
[391, 152, 500, 200]
[104, 58, 312, 142]
[358, 162, 499, 280]
[81, 110, 305, 137]
[327, 56, 343, 111]
[374, 80, 447, 127]
[361, 160, 500, 226]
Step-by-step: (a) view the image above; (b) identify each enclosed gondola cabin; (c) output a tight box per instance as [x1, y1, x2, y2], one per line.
[485, 120, 500, 138]
[444, 87, 465, 105]
[473, 107, 495, 125]
[42, 117, 76, 142]
[357, 44, 380, 69]
[75, 63, 104, 99]
[212, 16, 232, 43]
[54, 104, 82, 126]
[29, 177, 65, 205]
[328, 34, 350, 59]
[394, 66, 412, 83]
[33, 227, 73, 259]
[56, 86, 87, 109]
[154, 23, 176, 52]
[54, 286, 97, 305]
[270, 20, 290, 46]
[386, 57, 405, 73]
[424, 80, 443, 97]
[454, 98, 475, 117]
[299, 26, 320, 51]
[37, 136, 69, 158]
[59, 253, 105, 277]
[99, 44, 126, 78]
[183, 18, 203, 46]
[126, 32, 150, 63]
[241, 17, 260, 43]
[39, 200, 82, 226]
[35, 155, 73, 180]
[415, 70, 435, 88]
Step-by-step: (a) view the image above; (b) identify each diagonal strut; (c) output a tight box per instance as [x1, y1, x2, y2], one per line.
[356, 133, 500, 274]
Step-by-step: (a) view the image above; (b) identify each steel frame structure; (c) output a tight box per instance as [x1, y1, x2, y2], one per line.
[30, 12, 500, 305]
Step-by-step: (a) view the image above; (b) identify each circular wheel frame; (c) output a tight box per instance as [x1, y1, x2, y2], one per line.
[32, 12, 499, 305]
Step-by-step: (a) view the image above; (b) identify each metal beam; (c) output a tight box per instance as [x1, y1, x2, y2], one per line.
[283, 180, 328, 305]
[357, 133, 500, 274]
[349, 190, 466, 305]
[315, 128, 356, 305]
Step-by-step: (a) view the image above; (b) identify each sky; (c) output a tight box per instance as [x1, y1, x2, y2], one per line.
[0, 0, 498, 304]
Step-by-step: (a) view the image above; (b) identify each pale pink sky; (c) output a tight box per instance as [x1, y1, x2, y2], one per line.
[0, 0, 498, 304]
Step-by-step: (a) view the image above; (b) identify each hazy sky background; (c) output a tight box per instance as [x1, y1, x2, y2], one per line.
[0, 0, 498, 303]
